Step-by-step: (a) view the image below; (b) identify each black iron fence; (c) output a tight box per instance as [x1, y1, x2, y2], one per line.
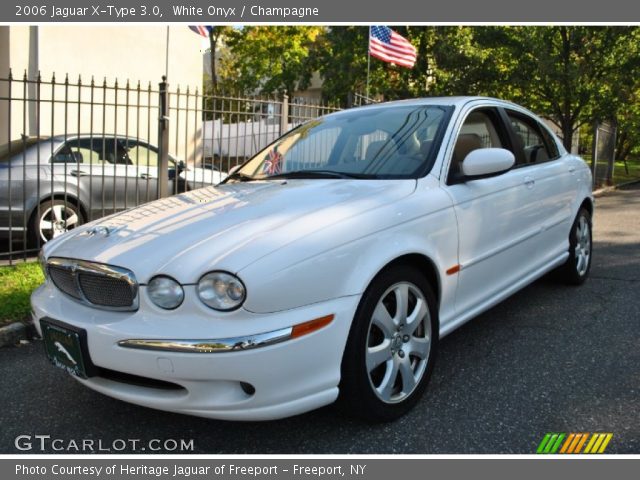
[0, 71, 340, 263]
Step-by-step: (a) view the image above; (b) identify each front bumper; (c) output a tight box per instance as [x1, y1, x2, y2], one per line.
[31, 281, 359, 420]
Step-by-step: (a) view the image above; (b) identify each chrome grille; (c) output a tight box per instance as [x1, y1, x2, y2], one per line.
[46, 257, 138, 311]
[49, 265, 82, 299]
[78, 272, 135, 308]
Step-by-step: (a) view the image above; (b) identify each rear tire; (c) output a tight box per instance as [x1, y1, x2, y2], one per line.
[558, 208, 592, 285]
[339, 264, 438, 422]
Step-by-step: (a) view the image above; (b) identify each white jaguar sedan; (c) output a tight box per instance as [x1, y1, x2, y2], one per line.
[32, 97, 593, 422]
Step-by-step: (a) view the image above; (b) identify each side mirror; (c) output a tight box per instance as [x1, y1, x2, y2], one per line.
[461, 148, 515, 178]
[228, 164, 242, 176]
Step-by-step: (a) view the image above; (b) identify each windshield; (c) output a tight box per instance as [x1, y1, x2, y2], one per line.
[234, 105, 451, 180]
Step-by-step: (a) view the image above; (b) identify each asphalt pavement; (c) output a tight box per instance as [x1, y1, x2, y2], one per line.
[1, 184, 638, 454]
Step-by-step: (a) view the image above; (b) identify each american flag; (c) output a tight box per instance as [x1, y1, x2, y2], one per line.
[369, 26, 417, 69]
[189, 26, 212, 37]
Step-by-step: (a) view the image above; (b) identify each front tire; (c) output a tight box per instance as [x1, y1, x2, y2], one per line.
[339, 265, 438, 422]
[558, 208, 592, 285]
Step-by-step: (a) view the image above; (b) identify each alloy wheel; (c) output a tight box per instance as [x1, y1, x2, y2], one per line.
[575, 215, 591, 276]
[39, 204, 81, 242]
[365, 281, 432, 404]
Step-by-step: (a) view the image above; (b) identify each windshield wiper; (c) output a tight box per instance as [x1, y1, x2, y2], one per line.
[224, 171, 257, 183]
[267, 170, 375, 180]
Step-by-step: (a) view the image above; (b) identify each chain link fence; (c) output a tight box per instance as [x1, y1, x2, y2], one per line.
[591, 121, 617, 189]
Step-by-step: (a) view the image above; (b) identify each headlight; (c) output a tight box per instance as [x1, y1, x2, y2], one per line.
[197, 271, 246, 311]
[147, 275, 184, 310]
[38, 249, 48, 280]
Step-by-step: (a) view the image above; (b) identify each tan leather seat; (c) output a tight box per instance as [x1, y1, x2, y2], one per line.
[451, 133, 483, 177]
[365, 140, 393, 162]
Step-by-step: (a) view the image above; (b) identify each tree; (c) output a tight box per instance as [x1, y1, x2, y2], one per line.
[614, 87, 640, 162]
[314, 26, 439, 105]
[463, 27, 640, 150]
[222, 26, 324, 96]
[316, 26, 640, 152]
[207, 26, 233, 92]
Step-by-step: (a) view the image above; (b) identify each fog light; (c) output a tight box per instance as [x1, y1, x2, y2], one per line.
[240, 382, 255, 396]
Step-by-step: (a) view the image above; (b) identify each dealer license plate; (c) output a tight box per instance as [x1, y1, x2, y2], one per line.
[41, 319, 89, 378]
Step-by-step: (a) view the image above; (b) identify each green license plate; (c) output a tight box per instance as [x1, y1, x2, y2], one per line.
[41, 320, 89, 378]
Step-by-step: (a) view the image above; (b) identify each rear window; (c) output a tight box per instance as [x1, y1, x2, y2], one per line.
[0, 137, 45, 162]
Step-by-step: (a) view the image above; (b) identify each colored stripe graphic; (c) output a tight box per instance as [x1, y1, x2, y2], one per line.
[538, 433, 613, 454]
[584, 433, 613, 454]
[559, 433, 576, 454]
[574, 433, 589, 453]
[537, 433, 565, 454]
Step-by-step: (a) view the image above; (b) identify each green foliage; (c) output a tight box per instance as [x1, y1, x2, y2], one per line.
[0, 262, 43, 325]
[206, 26, 234, 93]
[312, 27, 438, 103]
[428, 26, 640, 150]
[221, 26, 324, 96]
[217, 26, 640, 153]
[614, 88, 640, 161]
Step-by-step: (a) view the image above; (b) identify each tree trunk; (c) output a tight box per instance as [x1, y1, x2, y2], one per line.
[209, 30, 218, 92]
[561, 118, 574, 152]
[559, 27, 574, 152]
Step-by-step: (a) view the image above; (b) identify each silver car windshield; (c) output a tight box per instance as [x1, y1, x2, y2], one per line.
[234, 105, 452, 180]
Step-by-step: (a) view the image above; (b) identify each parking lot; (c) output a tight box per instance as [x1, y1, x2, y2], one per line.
[0, 184, 638, 454]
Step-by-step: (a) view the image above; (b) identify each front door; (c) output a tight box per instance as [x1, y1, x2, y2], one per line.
[444, 107, 543, 316]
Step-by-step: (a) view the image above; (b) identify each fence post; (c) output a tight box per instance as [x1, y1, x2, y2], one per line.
[157, 76, 170, 198]
[280, 92, 289, 136]
[591, 121, 598, 188]
[607, 123, 617, 185]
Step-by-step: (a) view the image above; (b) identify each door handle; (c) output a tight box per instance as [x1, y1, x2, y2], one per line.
[139, 173, 152, 179]
[524, 176, 535, 188]
[69, 170, 88, 177]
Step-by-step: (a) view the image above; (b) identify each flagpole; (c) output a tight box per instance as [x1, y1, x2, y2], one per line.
[366, 25, 371, 102]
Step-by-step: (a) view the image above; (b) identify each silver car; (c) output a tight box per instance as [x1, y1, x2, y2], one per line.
[0, 135, 221, 248]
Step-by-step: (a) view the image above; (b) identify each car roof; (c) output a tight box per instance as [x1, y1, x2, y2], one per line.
[324, 96, 530, 118]
[47, 134, 152, 143]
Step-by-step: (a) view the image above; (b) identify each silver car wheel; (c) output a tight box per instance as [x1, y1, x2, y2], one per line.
[38, 204, 80, 242]
[366, 281, 432, 404]
[575, 215, 591, 277]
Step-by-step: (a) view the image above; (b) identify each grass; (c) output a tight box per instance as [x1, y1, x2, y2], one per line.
[582, 155, 640, 187]
[613, 157, 640, 185]
[0, 262, 44, 326]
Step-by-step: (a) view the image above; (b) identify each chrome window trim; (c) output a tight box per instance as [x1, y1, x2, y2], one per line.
[117, 326, 293, 353]
[46, 257, 139, 312]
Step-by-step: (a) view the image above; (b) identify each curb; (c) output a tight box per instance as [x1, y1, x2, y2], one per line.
[593, 178, 640, 198]
[0, 320, 35, 348]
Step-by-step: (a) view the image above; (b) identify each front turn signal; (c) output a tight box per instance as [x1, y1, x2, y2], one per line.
[291, 315, 334, 339]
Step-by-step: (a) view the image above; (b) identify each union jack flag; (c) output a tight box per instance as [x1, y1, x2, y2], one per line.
[369, 26, 417, 69]
[189, 26, 212, 37]
[263, 147, 283, 175]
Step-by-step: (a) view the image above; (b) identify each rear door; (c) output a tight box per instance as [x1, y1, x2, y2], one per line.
[121, 139, 162, 206]
[54, 137, 118, 221]
[443, 106, 543, 315]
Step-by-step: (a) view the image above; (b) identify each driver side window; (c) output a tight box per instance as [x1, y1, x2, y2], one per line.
[448, 109, 504, 183]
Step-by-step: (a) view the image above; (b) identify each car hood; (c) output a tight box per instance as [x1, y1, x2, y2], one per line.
[44, 179, 416, 283]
